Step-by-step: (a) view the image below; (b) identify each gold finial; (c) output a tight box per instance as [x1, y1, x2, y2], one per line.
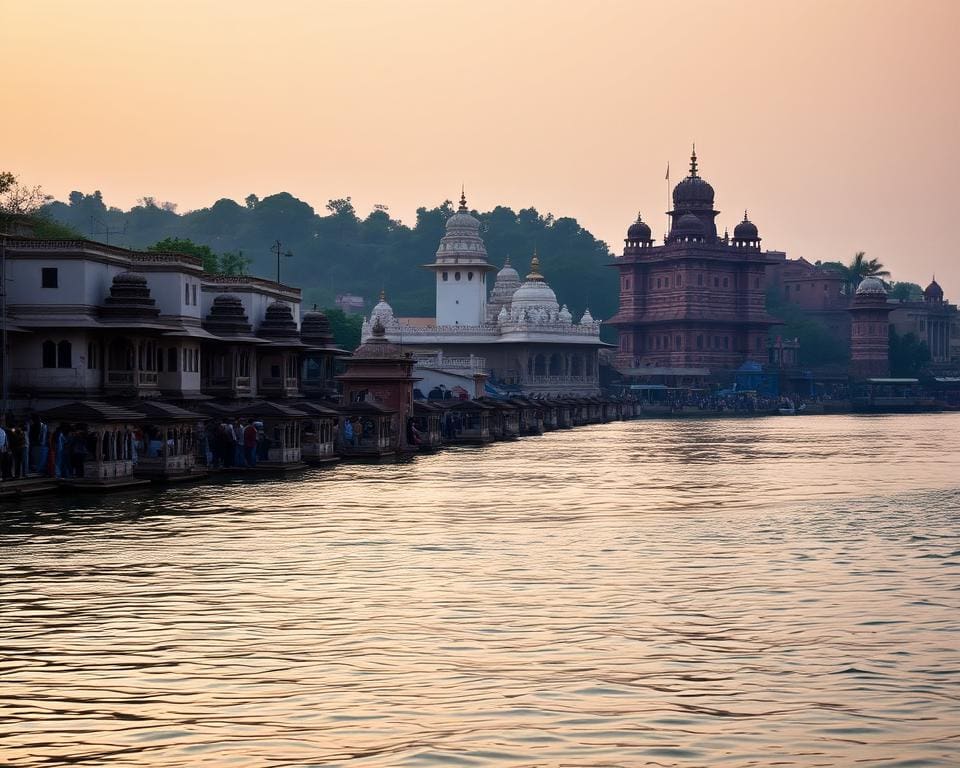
[504, 254, 511, 267]
[526, 248, 544, 281]
[379, 288, 386, 302]
[459, 185, 467, 212]
[689, 143, 698, 177]
[636, 211, 643, 223]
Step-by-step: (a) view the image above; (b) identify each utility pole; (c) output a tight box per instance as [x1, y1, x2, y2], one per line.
[271, 240, 293, 284]
[89, 216, 127, 245]
[1, 234, 8, 421]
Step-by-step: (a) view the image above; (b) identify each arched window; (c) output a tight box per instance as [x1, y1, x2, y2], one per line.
[442, 272, 448, 281]
[467, 271, 474, 281]
[454, 272, 461, 281]
[42, 340, 57, 368]
[57, 340, 72, 369]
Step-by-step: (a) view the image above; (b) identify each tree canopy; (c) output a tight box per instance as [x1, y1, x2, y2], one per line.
[44, 190, 618, 329]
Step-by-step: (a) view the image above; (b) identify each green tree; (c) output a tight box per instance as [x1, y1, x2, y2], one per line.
[843, 251, 890, 290]
[147, 237, 220, 272]
[219, 250, 250, 276]
[889, 281, 922, 302]
[889, 327, 931, 377]
[323, 308, 362, 351]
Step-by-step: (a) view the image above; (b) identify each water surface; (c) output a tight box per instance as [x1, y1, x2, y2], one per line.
[2, 413, 959, 766]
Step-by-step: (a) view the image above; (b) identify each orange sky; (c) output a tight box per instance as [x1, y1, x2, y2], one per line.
[3, 0, 959, 294]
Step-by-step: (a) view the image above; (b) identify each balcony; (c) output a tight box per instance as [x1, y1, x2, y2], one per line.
[203, 375, 252, 397]
[260, 376, 300, 396]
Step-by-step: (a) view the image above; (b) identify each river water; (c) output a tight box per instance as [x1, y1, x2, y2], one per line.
[1, 413, 959, 767]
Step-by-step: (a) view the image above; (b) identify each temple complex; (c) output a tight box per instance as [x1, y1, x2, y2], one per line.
[607, 148, 780, 384]
[361, 192, 605, 397]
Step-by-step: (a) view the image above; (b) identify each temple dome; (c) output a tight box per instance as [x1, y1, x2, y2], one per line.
[370, 291, 395, 324]
[856, 277, 887, 296]
[203, 294, 252, 336]
[673, 213, 706, 236]
[113, 271, 148, 286]
[672, 146, 715, 209]
[259, 300, 299, 339]
[510, 252, 559, 316]
[444, 190, 481, 232]
[924, 279, 944, 301]
[301, 307, 334, 346]
[733, 212, 759, 240]
[627, 213, 652, 241]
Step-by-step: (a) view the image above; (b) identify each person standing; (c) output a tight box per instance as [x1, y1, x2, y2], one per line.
[242, 420, 258, 467]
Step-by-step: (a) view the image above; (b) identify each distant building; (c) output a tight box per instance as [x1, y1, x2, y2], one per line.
[779, 257, 852, 347]
[607, 148, 780, 383]
[335, 293, 365, 315]
[361, 192, 605, 397]
[888, 279, 957, 366]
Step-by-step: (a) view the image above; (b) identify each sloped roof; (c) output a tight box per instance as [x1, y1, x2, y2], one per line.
[39, 400, 143, 423]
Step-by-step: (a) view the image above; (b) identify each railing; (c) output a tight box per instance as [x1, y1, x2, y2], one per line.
[413, 353, 488, 372]
[524, 375, 595, 386]
[139, 372, 158, 386]
[107, 371, 134, 385]
[374, 320, 601, 341]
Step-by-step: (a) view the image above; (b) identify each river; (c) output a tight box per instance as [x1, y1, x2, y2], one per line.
[1, 413, 958, 767]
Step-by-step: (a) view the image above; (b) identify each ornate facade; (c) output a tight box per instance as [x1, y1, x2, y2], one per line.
[361, 194, 605, 396]
[608, 149, 779, 378]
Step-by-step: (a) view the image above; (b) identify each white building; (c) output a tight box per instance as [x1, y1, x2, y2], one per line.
[361, 194, 606, 396]
[1, 236, 343, 410]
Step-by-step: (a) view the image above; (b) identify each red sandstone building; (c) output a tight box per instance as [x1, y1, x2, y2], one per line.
[608, 149, 779, 382]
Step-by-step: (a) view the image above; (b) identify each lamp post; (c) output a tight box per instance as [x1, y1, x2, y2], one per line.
[271, 240, 293, 285]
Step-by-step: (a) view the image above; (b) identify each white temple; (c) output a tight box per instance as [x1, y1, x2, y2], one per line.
[361, 192, 605, 396]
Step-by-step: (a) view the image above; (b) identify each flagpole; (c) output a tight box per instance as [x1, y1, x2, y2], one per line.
[665, 161, 671, 243]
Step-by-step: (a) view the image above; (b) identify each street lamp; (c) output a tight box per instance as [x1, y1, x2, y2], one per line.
[271, 239, 293, 284]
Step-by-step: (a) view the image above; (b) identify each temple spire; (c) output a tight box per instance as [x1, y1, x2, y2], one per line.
[458, 185, 468, 212]
[379, 288, 386, 302]
[689, 143, 698, 177]
[526, 247, 544, 281]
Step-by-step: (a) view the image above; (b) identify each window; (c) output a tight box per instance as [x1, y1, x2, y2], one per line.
[57, 340, 72, 369]
[675, 335, 682, 350]
[657, 278, 662, 288]
[454, 272, 461, 281]
[183, 348, 188, 370]
[467, 271, 474, 281]
[713, 277, 720, 288]
[87, 342, 98, 369]
[42, 340, 57, 368]
[676, 274, 682, 287]
[442, 272, 448, 281]
[41, 268, 58, 288]
[722, 277, 729, 288]
[168, 348, 177, 372]
[665, 277, 670, 288]
[723, 337, 729, 350]
[192, 284, 198, 305]
[185, 284, 190, 304]
[696, 335, 703, 350]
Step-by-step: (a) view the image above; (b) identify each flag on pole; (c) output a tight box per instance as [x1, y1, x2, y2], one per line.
[665, 162, 670, 181]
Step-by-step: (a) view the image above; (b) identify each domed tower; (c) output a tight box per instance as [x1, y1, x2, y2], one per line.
[624, 212, 654, 252]
[423, 190, 497, 326]
[732, 211, 760, 248]
[486, 256, 522, 322]
[667, 145, 719, 243]
[924, 278, 944, 304]
[99, 272, 161, 321]
[849, 277, 892, 379]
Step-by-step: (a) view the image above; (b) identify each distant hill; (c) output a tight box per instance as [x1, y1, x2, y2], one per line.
[44, 192, 619, 329]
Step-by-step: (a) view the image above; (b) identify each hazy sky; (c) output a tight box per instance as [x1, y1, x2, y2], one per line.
[4, 0, 959, 293]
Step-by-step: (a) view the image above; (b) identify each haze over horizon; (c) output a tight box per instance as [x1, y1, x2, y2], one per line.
[4, 0, 959, 293]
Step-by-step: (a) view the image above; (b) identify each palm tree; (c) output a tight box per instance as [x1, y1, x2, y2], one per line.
[844, 251, 890, 289]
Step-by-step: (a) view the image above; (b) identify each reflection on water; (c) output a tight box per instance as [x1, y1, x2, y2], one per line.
[1, 413, 959, 767]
